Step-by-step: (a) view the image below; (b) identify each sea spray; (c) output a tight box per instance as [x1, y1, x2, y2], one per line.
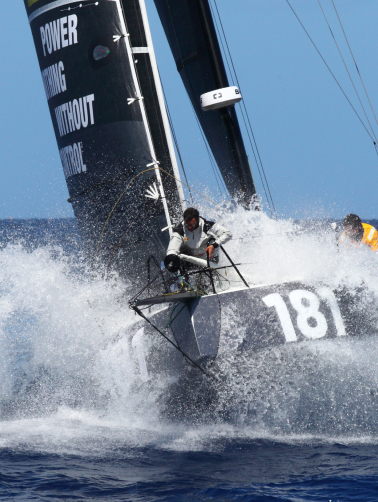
[0, 212, 377, 454]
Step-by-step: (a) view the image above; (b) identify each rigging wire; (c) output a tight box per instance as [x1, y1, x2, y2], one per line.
[317, 0, 378, 150]
[209, 0, 266, 201]
[285, 0, 378, 150]
[169, 5, 229, 200]
[208, 0, 268, 209]
[190, 103, 229, 198]
[207, 1, 259, 200]
[191, 103, 229, 199]
[237, 100, 273, 212]
[208, 0, 235, 87]
[120, 0, 185, 229]
[160, 79, 195, 205]
[131, 304, 215, 380]
[94, 166, 219, 256]
[331, 0, 378, 139]
[164, 0, 228, 200]
[163, 60, 228, 198]
[210, 0, 275, 213]
[210, 0, 276, 215]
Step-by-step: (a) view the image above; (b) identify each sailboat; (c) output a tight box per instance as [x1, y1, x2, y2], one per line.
[23, 0, 378, 383]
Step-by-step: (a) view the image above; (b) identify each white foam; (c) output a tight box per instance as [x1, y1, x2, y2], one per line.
[0, 208, 377, 452]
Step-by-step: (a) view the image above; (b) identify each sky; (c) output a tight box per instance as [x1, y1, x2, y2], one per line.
[1, 0, 378, 219]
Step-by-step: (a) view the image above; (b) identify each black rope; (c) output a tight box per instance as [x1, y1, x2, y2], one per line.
[210, 0, 276, 215]
[147, 255, 169, 295]
[208, 0, 273, 211]
[206, 249, 216, 294]
[129, 270, 163, 304]
[165, 0, 228, 199]
[130, 305, 215, 380]
[220, 245, 249, 289]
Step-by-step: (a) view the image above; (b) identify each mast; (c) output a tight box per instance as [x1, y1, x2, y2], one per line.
[153, 0, 257, 206]
[196, 0, 227, 90]
[120, 0, 186, 215]
[135, 0, 186, 210]
[23, 0, 184, 283]
[115, 0, 173, 233]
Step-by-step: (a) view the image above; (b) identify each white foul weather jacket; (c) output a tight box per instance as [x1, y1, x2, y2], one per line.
[166, 217, 232, 258]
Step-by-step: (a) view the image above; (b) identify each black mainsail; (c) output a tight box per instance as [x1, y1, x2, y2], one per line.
[152, 0, 257, 206]
[23, 0, 185, 281]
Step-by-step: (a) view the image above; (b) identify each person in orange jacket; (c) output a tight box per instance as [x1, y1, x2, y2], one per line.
[341, 214, 378, 251]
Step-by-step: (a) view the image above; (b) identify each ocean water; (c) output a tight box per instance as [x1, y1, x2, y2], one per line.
[1, 211, 378, 501]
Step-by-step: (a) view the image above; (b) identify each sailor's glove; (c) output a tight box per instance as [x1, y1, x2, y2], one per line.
[208, 237, 219, 248]
[164, 254, 181, 273]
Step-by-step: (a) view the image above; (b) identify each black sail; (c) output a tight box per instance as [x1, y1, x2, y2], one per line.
[153, 0, 257, 205]
[23, 0, 184, 283]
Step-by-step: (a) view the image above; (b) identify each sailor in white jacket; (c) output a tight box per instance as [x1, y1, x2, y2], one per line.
[164, 207, 232, 272]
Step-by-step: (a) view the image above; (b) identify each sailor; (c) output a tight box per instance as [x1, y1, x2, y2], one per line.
[340, 214, 378, 251]
[164, 207, 232, 272]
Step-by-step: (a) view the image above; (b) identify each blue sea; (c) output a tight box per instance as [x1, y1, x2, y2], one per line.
[1, 216, 378, 501]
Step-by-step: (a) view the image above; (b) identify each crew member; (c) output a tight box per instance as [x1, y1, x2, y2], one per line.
[164, 207, 232, 272]
[341, 214, 378, 251]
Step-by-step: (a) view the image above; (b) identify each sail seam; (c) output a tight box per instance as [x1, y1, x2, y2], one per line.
[175, 47, 206, 72]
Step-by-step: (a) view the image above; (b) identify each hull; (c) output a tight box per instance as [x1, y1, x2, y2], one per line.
[130, 281, 378, 384]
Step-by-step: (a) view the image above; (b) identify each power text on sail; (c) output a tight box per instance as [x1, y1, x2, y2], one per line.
[54, 95, 95, 137]
[59, 142, 87, 178]
[40, 14, 78, 56]
[41, 61, 67, 101]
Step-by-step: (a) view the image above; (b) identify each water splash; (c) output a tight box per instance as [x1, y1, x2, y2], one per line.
[0, 211, 377, 454]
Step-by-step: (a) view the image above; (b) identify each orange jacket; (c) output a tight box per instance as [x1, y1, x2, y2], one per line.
[361, 223, 378, 251]
[340, 222, 378, 251]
